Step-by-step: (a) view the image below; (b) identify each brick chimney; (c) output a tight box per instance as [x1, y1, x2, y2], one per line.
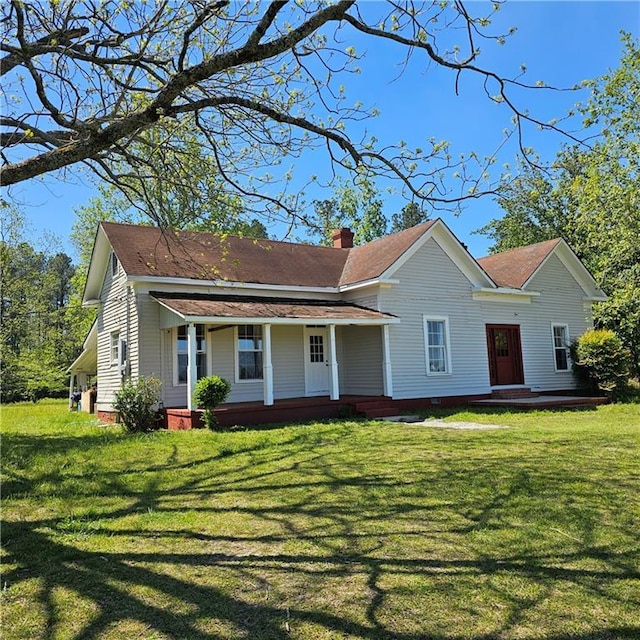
[331, 227, 354, 249]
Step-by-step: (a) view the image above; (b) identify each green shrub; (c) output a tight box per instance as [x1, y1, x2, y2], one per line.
[571, 329, 630, 399]
[194, 375, 231, 429]
[113, 376, 163, 433]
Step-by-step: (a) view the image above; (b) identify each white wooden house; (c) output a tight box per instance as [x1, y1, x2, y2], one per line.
[69, 219, 606, 426]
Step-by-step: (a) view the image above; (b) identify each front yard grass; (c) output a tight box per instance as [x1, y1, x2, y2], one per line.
[2, 400, 639, 639]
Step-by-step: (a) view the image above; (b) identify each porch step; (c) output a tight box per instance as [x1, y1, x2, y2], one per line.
[363, 407, 403, 419]
[491, 387, 539, 400]
[353, 399, 398, 419]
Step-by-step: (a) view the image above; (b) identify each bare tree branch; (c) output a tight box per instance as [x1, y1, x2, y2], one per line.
[1, 0, 586, 219]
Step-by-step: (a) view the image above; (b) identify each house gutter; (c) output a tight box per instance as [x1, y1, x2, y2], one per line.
[127, 275, 341, 296]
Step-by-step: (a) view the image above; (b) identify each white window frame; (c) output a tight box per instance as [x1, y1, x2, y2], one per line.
[119, 337, 128, 375]
[235, 325, 263, 383]
[111, 251, 118, 276]
[173, 324, 207, 386]
[423, 316, 452, 376]
[551, 323, 571, 372]
[110, 332, 120, 366]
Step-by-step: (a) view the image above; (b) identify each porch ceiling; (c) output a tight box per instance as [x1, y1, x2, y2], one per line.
[67, 345, 97, 374]
[151, 292, 398, 325]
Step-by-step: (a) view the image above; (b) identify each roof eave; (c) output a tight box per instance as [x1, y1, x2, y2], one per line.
[82, 224, 112, 303]
[129, 274, 342, 295]
[181, 315, 400, 326]
[153, 296, 399, 328]
[338, 278, 400, 293]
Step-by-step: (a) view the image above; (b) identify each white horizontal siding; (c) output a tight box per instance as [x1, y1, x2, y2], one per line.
[272, 325, 307, 399]
[136, 292, 161, 379]
[342, 291, 380, 311]
[379, 237, 490, 399]
[341, 325, 384, 395]
[96, 256, 134, 411]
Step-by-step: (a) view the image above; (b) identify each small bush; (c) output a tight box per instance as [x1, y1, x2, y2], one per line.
[114, 376, 163, 433]
[194, 375, 231, 429]
[571, 329, 630, 399]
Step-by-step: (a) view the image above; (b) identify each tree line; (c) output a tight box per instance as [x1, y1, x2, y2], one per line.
[0, 205, 90, 401]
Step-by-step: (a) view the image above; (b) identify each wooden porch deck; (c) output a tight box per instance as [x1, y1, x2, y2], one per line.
[165, 395, 388, 430]
[469, 395, 609, 410]
[164, 393, 489, 429]
[163, 390, 608, 430]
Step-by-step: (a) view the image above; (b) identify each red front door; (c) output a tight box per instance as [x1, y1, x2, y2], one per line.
[486, 325, 524, 386]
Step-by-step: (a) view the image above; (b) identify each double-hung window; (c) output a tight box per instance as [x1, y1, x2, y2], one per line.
[110, 332, 120, 366]
[237, 325, 263, 381]
[552, 324, 570, 371]
[111, 331, 128, 374]
[424, 316, 451, 375]
[175, 324, 207, 384]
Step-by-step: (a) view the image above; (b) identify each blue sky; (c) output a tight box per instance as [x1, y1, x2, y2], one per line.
[7, 1, 639, 259]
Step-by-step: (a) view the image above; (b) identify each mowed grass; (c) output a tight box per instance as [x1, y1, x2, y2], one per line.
[1, 400, 639, 640]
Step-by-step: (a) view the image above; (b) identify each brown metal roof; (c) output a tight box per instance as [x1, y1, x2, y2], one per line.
[151, 293, 398, 323]
[477, 239, 562, 288]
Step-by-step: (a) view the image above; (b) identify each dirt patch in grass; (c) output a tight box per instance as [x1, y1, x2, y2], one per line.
[386, 416, 510, 429]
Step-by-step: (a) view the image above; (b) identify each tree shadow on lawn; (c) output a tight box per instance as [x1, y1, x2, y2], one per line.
[3, 429, 639, 640]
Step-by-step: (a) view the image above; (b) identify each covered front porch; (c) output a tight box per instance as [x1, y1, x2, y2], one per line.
[153, 292, 399, 415]
[67, 321, 98, 412]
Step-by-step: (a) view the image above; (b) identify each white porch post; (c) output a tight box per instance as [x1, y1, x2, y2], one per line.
[263, 323, 274, 406]
[382, 324, 394, 398]
[68, 374, 75, 410]
[186, 322, 197, 411]
[328, 323, 339, 401]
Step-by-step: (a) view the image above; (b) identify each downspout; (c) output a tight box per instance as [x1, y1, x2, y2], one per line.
[125, 285, 132, 380]
[382, 324, 394, 398]
[124, 285, 133, 377]
[263, 323, 274, 406]
[186, 323, 197, 411]
[328, 324, 339, 401]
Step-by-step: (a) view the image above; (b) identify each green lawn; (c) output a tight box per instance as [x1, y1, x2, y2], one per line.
[2, 400, 639, 640]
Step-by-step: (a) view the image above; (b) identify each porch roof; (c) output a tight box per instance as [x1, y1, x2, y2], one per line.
[151, 292, 399, 325]
[67, 321, 97, 374]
